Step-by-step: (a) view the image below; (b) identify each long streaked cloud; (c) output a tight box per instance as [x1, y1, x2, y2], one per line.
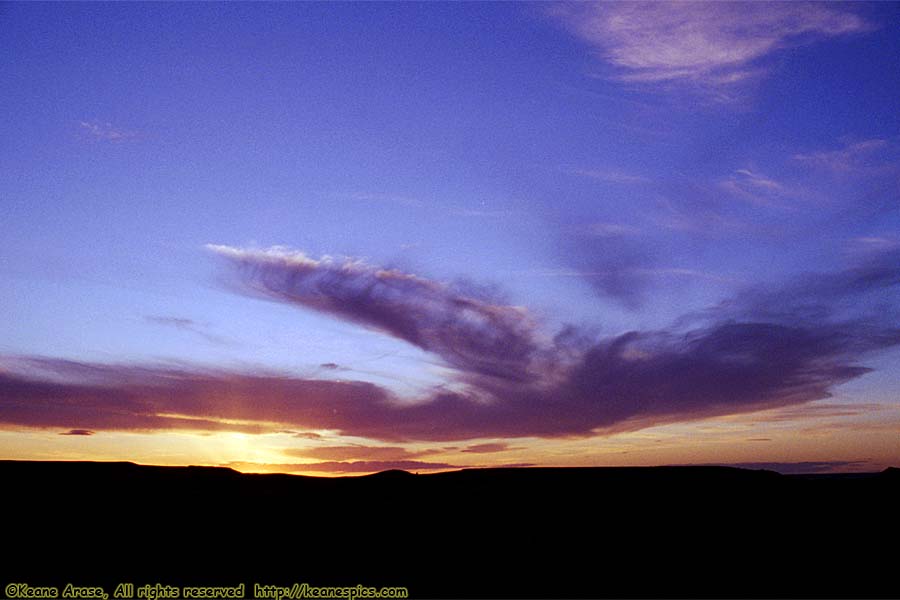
[461, 443, 511, 454]
[549, 2, 871, 94]
[2, 247, 897, 442]
[744, 402, 887, 424]
[226, 460, 462, 474]
[284, 445, 441, 461]
[290, 460, 460, 473]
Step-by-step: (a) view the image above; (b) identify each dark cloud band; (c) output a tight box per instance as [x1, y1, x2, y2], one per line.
[1, 247, 896, 442]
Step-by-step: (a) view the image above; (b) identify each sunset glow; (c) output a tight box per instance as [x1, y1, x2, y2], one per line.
[2, 1, 899, 476]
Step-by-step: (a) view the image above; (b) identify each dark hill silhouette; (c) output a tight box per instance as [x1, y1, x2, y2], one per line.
[2, 461, 897, 598]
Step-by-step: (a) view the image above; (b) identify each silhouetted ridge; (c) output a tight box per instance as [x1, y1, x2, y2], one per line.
[2, 460, 897, 599]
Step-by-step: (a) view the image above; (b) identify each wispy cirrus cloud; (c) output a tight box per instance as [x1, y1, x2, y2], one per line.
[79, 120, 139, 142]
[793, 139, 891, 173]
[852, 237, 900, 250]
[745, 402, 887, 424]
[718, 169, 797, 208]
[549, 2, 871, 97]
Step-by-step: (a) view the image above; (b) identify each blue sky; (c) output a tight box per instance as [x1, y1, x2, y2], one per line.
[1, 2, 899, 474]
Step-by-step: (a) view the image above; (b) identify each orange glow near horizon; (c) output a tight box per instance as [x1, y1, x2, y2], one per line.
[2, 399, 897, 476]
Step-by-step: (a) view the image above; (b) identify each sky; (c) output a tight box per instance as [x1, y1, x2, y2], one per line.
[2, 1, 899, 476]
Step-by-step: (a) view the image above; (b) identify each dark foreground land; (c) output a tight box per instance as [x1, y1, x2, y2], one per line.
[2, 461, 898, 599]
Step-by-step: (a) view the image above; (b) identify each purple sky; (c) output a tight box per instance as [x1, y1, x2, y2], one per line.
[1, 2, 899, 475]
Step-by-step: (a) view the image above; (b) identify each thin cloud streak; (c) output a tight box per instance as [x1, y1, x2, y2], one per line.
[461, 443, 511, 454]
[718, 169, 798, 208]
[226, 460, 460, 474]
[284, 445, 441, 461]
[146, 316, 229, 346]
[570, 168, 647, 185]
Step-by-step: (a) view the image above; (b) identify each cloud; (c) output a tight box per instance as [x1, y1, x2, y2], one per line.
[79, 120, 138, 142]
[345, 192, 424, 208]
[300, 460, 459, 473]
[2, 248, 897, 442]
[722, 248, 900, 323]
[851, 237, 900, 252]
[461, 443, 510, 454]
[228, 460, 459, 474]
[793, 139, 890, 173]
[570, 168, 647, 185]
[583, 222, 642, 238]
[654, 193, 746, 235]
[451, 208, 517, 219]
[146, 316, 228, 345]
[284, 445, 440, 461]
[744, 402, 887, 424]
[549, 2, 871, 96]
[206, 244, 541, 383]
[319, 363, 339, 370]
[203, 244, 900, 438]
[59, 429, 94, 436]
[560, 230, 659, 309]
[718, 169, 796, 208]
[0, 359, 393, 435]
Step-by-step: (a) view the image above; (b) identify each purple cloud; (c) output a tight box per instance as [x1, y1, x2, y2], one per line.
[1, 247, 897, 442]
[206, 245, 541, 383]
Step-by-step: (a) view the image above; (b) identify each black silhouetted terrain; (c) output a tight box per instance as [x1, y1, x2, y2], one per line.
[3, 461, 898, 598]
